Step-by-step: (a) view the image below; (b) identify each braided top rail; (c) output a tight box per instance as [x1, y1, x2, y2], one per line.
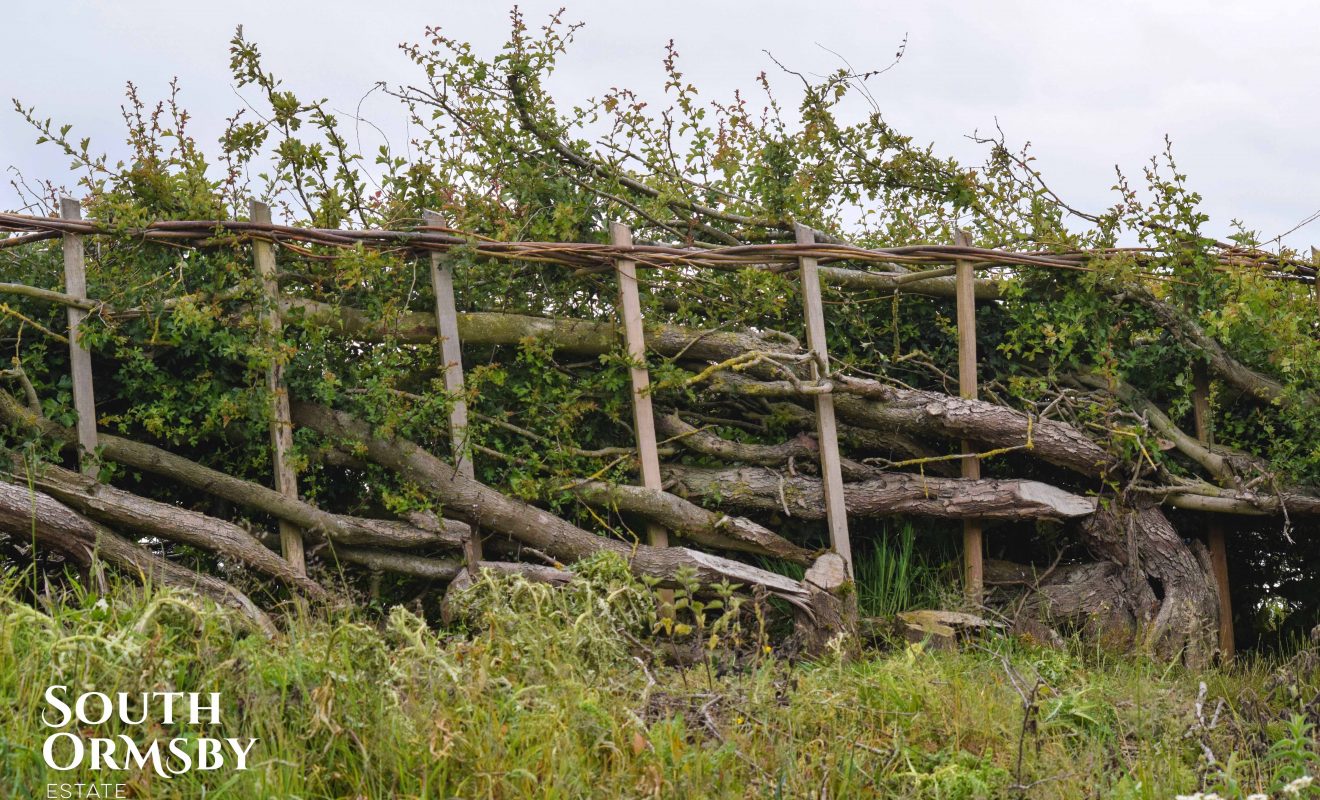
[0, 211, 1312, 281]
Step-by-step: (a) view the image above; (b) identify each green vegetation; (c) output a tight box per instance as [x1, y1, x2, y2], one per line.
[2, 562, 1318, 800]
[3, 9, 1320, 796]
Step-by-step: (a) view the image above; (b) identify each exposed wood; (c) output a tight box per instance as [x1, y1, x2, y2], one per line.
[795, 224, 852, 576]
[708, 371, 1117, 477]
[664, 465, 1095, 522]
[570, 479, 814, 564]
[289, 399, 850, 639]
[0, 387, 466, 549]
[1080, 503, 1219, 668]
[0, 478, 275, 635]
[60, 198, 98, 475]
[1194, 363, 1234, 659]
[279, 297, 799, 360]
[424, 209, 482, 570]
[955, 229, 983, 603]
[612, 221, 668, 550]
[250, 201, 305, 576]
[13, 459, 331, 601]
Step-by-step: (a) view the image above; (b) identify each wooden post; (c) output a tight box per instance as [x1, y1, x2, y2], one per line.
[424, 210, 482, 570]
[1193, 363, 1234, 658]
[250, 201, 305, 576]
[1312, 247, 1320, 317]
[954, 229, 983, 603]
[795, 224, 853, 576]
[611, 221, 668, 550]
[60, 198, 99, 476]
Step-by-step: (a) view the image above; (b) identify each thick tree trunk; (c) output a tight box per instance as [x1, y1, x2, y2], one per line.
[0, 479, 275, 635]
[290, 400, 851, 644]
[665, 465, 1096, 522]
[571, 480, 815, 564]
[986, 559, 1156, 650]
[705, 372, 1117, 477]
[281, 298, 799, 362]
[988, 504, 1220, 667]
[0, 389, 468, 549]
[1079, 502, 1220, 666]
[12, 460, 332, 601]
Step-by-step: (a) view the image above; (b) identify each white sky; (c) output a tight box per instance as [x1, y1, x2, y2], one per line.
[4, 0, 1317, 249]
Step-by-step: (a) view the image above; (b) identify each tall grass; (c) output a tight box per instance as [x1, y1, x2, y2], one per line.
[1, 559, 1318, 799]
[853, 522, 950, 618]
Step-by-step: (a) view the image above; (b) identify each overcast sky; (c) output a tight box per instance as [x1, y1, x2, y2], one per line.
[4, 1, 1317, 249]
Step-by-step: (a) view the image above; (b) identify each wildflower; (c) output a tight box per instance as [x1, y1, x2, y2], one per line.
[1247, 794, 1269, 800]
[1284, 775, 1314, 796]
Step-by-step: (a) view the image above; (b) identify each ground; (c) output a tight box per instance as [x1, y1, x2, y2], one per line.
[1, 561, 1318, 800]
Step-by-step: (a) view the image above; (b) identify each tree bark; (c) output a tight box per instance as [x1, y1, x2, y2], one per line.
[1079, 502, 1220, 667]
[336, 546, 576, 587]
[571, 479, 815, 564]
[986, 559, 1155, 650]
[290, 400, 849, 634]
[705, 372, 1117, 477]
[0, 388, 467, 549]
[0, 478, 275, 635]
[280, 298, 799, 362]
[12, 460, 332, 601]
[665, 465, 1096, 522]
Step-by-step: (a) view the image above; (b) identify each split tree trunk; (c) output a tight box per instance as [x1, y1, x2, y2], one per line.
[0, 478, 275, 635]
[991, 502, 1221, 667]
[665, 466, 1096, 522]
[290, 400, 851, 641]
[12, 459, 332, 601]
[1079, 502, 1220, 667]
[0, 389, 469, 549]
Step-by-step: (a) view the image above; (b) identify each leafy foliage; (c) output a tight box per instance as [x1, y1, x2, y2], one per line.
[1, 8, 1318, 633]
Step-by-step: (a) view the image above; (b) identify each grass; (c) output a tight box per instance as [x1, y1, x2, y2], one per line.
[1, 557, 1318, 799]
[853, 521, 952, 617]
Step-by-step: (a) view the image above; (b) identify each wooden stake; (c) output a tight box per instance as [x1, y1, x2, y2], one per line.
[611, 221, 668, 550]
[60, 198, 99, 476]
[250, 201, 305, 576]
[424, 210, 482, 569]
[795, 224, 853, 576]
[1313, 247, 1320, 317]
[955, 229, 983, 603]
[1193, 363, 1234, 659]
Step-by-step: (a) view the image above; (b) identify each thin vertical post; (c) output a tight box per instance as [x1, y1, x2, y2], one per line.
[1312, 247, 1320, 317]
[1193, 363, 1234, 658]
[250, 201, 305, 577]
[60, 198, 98, 476]
[955, 229, 983, 603]
[795, 224, 853, 576]
[424, 210, 482, 570]
[610, 221, 668, 550]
